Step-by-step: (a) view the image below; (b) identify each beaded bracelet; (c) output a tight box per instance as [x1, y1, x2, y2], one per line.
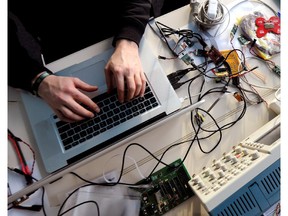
[32, 71, 53, 96]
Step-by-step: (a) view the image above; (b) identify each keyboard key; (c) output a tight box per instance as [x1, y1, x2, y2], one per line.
[55, 84, 159, 150]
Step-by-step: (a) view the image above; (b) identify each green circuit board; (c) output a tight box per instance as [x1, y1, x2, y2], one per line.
[134, 159, 194, 216]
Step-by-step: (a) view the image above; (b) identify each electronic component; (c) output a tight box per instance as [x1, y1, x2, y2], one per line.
[255, 16, 280, 38]
[230, 24, 238, 38]
[184, 38, 194, 47]
[220, 50, 241, 75]
[237, 35, 250, 46]
[133, 159, 194, 216]
[220, 50, 241, 85]
[233, 92, 243, 102]
[239, 12, 280, 59]
[272, 65, 280, 76]
[207, 46, 224, 65]
[180, 52, 194, 65]
[189, 115, 280, 215]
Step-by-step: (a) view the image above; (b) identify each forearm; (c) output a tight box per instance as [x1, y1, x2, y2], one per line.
[112, 0, 152, 46]
[8, 41, 47, 93]
[8, 12, 46, 93]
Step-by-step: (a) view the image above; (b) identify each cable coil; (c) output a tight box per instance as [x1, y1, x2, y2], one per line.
[190, 0, 225, 29]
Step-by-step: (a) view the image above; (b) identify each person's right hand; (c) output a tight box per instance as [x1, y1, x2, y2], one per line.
[37, 75, 100, 122]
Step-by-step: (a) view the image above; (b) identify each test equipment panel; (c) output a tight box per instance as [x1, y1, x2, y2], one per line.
[189, 115, 280, 216]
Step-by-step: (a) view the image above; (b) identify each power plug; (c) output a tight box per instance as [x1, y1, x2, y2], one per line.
[207, 0, 218, 19]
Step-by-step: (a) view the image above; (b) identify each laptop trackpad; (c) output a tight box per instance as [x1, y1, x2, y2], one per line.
[71, 60, 106, 87]
[60, 59, 108, 97]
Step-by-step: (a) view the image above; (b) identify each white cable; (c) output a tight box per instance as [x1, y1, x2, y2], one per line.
[240, 77, 279, 90]
[102, 153, 146, 183]
[275, 88, 281, 102]
[192, 0, 225, 29]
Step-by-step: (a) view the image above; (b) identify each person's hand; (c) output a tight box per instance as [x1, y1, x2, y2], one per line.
[105, 39, 146, 103]
[37, 75, 100, 122]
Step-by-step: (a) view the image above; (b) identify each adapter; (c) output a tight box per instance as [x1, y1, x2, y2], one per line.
[207, 0, 218, 19]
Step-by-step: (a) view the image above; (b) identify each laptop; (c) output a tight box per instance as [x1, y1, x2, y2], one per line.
[20, 38, 203, 173]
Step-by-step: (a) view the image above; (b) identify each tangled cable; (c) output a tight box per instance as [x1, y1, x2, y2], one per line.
[190, 0, 226, 29]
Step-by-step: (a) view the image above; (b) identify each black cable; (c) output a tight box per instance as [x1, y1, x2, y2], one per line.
[147, 125, 202, 175]
[186, 70, 248, 153]
[57, 183, 94, 216]
[154, 21, 178, 56]
[57, 75, 246, 214]
[41, 186, 47, 216]
[193, 108, 223, 153]
[154, 21, 207, 58]
[7, 167, 46, 215]
[197, 87, 247, 134]
[187, 79, 223, 153]
[237, 85, 264, 105]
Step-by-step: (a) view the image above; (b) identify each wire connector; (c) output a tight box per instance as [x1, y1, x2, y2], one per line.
[194, 111, 205, 125]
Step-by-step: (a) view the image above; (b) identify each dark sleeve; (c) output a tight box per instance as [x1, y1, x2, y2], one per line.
[112, 0, 152, 46]
[8, 11, 48, 93]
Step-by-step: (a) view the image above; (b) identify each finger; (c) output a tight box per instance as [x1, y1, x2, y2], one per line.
[72, 82, 101, 113]
[133, 73, 143, 97]
[67, 94, 100, 118]
[114, 75, 125, 103]
[104, 68, 114, 93]
[139, 72, 147, 97]
[77, 92, 100, 113]
[54, 106, 86, 123]
[73, 78, 98, 92]
[125, 76, 136, 101]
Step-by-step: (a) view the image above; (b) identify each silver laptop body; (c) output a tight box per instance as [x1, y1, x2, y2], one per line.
[20, 40, 184, 173]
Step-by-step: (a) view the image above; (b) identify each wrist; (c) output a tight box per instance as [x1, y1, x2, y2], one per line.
[31, 71, 53, 96]
[116, 39, 138, 49]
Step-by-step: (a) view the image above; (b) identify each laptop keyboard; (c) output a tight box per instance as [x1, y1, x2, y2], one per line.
[55, 85, 159, 150]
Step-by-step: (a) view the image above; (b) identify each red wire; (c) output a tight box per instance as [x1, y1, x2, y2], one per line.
[8, 134, 31, 176]
[20, 140, 36, 174]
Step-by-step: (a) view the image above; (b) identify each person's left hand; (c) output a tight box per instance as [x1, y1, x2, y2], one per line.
[104, 39, 146, 103]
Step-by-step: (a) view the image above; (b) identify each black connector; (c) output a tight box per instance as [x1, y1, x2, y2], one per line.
[194, 49, 207, 57]
[167, 69, 191, 84]
[10, 168, 34, 185]
[171, 82, 184, 89]
[167, 69, 192, 90]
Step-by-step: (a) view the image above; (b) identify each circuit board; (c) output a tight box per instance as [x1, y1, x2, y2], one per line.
[220, 50, 242, 75]
[134, 159, 194, 216]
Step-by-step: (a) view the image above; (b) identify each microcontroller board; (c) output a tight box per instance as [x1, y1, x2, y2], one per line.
[134, 159, 194, 216]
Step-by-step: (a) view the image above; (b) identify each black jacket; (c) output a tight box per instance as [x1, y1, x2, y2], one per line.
[8, 0, 189, 92]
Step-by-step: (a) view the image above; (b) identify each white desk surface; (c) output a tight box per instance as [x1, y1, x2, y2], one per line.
[7, 0, 281, 215]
